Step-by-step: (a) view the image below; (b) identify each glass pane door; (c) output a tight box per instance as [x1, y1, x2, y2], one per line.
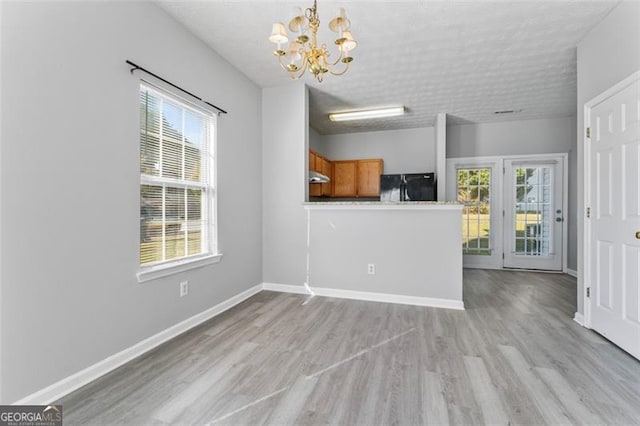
[457, 168, 491, 255]
[514, 166, 552, 256]
[504, 160, 563, 270]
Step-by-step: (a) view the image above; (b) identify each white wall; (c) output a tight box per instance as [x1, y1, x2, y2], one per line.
[262, 83, 309, 288]
[309, 127, 324, 153]
[309, 208, 463, 303]
[0, 1, 262, 403]
[447, 117, 574, 158]
[316, 127, 436, 174]
[576, 1, 640, 315]
[0, 0, 4, 405]
[447, 116, 577, 271]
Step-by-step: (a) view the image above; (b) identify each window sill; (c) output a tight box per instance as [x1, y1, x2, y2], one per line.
[137, 253, 223, 283]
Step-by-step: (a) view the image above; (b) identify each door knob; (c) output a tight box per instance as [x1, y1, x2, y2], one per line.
[636, 231, 640, 239]
[556, 217, 563, 222]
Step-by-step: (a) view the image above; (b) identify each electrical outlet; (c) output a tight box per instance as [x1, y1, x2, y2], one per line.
[367, 264, 375, 275]
[180, 281, 189, 297]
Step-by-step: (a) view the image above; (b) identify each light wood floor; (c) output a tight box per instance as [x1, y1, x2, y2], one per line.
[60, 270, 640, 425]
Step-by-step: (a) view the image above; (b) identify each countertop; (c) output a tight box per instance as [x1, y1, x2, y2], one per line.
[303, 201, 463, 210]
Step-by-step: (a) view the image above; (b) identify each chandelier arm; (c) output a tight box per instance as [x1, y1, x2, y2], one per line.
[326, 53, 345, 67]
[327, 61, 351, 76]
[318, 43, 345, 67]
[285, 53, 309, 80]
[276, 52, 305, 75]
[277, 62, 291, 73]
[290, 61, 309, 80]
[276, 53, 286, 68]
[277, 62, 294, 74]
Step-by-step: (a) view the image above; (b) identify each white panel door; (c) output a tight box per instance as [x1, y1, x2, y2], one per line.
[503, 159, 563, 270]
[588, 75, 640, 360]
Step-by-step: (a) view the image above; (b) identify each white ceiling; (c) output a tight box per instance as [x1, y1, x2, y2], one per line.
[158, 0, 618, 134]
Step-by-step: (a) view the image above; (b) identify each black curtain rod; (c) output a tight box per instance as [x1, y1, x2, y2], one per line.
[126, 60, 228, 115]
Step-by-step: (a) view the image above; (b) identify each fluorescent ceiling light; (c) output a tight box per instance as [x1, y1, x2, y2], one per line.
[329, 106, 405, 122]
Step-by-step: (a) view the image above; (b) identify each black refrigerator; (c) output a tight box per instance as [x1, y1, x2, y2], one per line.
[380, 173, 437, 201]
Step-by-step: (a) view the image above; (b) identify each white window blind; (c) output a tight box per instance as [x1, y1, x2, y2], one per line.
[139, 83, 217, 267]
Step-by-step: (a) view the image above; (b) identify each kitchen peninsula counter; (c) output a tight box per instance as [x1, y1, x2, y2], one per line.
[304, 201, 462, 210]
[302, 201, 464, 310]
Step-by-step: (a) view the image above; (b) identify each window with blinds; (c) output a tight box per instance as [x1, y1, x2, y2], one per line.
[139, 83, 216, 267]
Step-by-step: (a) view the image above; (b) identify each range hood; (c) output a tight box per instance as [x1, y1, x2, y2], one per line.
[309, 170, 330, 184]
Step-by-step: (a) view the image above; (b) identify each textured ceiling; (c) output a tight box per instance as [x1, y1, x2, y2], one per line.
[158, 0, 618, 134]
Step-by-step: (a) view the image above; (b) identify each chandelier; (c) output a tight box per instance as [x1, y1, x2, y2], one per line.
[269, 0, 356, 82]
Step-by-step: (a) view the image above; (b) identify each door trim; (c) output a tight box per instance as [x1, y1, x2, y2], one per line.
[582, 69, 640, 329]
[447, 153, 568, 272]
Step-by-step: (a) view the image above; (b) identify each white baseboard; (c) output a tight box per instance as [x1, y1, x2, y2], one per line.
[263, 282, 464, 310]
[573, 312, 585, 326]
[13, 283, 263, 405]
[464, 265, 566, 275]
[262, 282, 311, 295]
[567, 269, 578, 278]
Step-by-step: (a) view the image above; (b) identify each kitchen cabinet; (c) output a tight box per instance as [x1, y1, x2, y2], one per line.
[310, 182, 322, 196]
[315, 155, 324, 173]
[321, 157, 332, 196]
[309, 150, 331, 197]
[333, 159, 384, 197]
[332, 161, 358, 197]
[309, 150, 383, 198]
[357, 159, 384, 197]
[309, 151, 320, 196]
[309, 151, 318, 172]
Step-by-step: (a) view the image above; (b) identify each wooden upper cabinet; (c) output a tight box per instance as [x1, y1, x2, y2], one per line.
[315, 155, 324, 173]
[357, 159, 384, 197]
[309, 151, 318, 172]
[332, 161, 358, 197]
[309, 150, 383, 198]
[321, 157, 332, 196]
[309, 149, 331, 197]
[309, 150, 320, 196]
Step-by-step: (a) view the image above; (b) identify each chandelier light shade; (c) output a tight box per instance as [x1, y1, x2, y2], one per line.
[269, 23, 288, 46]
[269, 0, 356, 82]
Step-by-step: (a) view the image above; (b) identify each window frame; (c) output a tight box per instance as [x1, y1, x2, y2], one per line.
[136, 81, 221, 283]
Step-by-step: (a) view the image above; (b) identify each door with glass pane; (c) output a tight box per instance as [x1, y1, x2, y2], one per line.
[455, 165, 503, 268]
[458, 168, 491, 254]
[503, 160, 563, 270]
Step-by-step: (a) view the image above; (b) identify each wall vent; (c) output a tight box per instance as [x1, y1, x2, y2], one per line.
[493, 109, 523, 115]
